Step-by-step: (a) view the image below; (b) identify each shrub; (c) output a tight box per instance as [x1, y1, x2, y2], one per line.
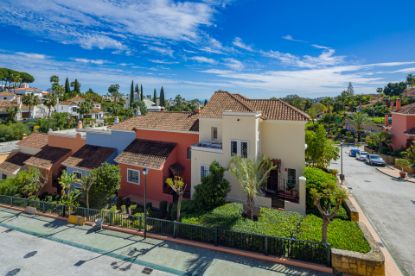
[89, 163, 120, 209]
[304, 167, 337, 212]
[193, 161, 230, 212]
[159, 201, 168, 218]
[0, 122, 30, 142]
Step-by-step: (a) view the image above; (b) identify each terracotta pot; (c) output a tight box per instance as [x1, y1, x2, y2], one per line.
[399, 170, 406, 178]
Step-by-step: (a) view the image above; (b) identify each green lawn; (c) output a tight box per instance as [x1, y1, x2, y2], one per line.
[181, 202, 370, 253]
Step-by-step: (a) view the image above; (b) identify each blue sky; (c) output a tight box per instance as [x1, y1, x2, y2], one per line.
[1, 0, 415, 99]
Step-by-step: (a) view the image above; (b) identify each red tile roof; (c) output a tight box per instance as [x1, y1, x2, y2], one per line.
[200, 91, 309, 121]
[24, 146, 71, 170]
[395, 102, 415, 115]
[0, 152, 32, 175]
[17, 133, 48, 149]
[111, 112, 199, 132]
[62, 145, 116, 170]
[115, 139, 176, 170]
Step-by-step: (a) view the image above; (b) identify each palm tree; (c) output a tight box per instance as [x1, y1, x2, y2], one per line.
[79, 174, 94, 209]
[43, 93, 57, 117]
[21, 93, 40, 119]
[349, 112, 371, 142]
[165, 176, 186, 221]
[229, 156, 276, 219]
[407, 73, 415, 88]
[6, 107, 18, 122]
[59, 170, 77, 196]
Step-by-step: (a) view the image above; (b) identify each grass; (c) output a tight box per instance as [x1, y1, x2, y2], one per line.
[181, 202, 371, 253]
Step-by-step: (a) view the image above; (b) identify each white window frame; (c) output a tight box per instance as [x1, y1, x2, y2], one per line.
[127, 168, 140, 185]
[200, 165, 209, 179]
[230, 140, 248, 158]
[211, 127, 218, 141]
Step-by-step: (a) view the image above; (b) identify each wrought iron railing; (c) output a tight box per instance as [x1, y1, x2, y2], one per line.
[0, 195, 331, 266]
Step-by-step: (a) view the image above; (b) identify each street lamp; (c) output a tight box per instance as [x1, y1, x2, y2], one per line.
[340, 141, 345, 183]
[143, 167, 149, 239]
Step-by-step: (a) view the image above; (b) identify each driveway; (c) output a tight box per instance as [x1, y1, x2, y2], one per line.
[331, 146, 415, 275]
[0, 207, 326, 276]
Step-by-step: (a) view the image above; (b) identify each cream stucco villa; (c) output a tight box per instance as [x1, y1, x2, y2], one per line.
[191, 91, 309, 214]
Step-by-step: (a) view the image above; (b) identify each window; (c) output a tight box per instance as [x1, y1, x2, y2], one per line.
[127, 169, 140, 184]
[211, 127, 218, 140]
[187, 147, 191, 160]
[231, 141, 238, 156]
[241, 142, 248, 158]
[74, 172, 82, 179]
[200, 165, 209, 178]
[231, 140, 248, 158]
[287, 169, 296, 188]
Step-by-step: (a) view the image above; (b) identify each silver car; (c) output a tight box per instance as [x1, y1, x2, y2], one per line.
[356, 151, 368, 161]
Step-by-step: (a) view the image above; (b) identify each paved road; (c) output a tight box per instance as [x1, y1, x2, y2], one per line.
[0, 208, 326, 276]
[331, 146, 415, 275]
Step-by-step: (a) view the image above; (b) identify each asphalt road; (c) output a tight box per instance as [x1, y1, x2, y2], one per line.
[331, 146, 415, 275]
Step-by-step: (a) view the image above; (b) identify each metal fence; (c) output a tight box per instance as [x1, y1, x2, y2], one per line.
[0, 195, 331, 265]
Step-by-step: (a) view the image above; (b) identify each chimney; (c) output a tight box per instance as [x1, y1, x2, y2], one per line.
[396, 98, 401, 111]
[384, 114, 389, 126]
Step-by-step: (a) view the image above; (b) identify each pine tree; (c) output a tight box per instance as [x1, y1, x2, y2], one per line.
[153, 88, 157, 104]
[140, 84, 144, 101]
[64, 78, 70, 95]
[159, 86, 165, 107]
[130, 80, 134, 108]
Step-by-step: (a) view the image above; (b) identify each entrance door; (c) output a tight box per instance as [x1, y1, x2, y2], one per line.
[267, 169, 278, 193]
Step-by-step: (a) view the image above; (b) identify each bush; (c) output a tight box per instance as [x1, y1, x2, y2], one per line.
[295, 215, 370, 253]
[159, 201, 168, 218]
[0, 122, 30, 142]
[193, 161, 230, 212]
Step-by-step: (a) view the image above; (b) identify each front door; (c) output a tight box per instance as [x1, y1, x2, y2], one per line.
[267, 169, 278, 193]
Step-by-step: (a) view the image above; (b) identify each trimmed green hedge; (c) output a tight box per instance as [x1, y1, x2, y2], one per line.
[182, 202, 370, 253]
[295, 215, 370, 253]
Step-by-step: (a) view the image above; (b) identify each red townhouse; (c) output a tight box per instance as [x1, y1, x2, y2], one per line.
[112, 111, 199, 207]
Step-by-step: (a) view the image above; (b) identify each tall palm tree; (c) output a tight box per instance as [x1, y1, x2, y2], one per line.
[21, 93, 40, 119]
[43, 93, 57, 117]
[349, 112, 371, 142]
[229, 156, 276, 220]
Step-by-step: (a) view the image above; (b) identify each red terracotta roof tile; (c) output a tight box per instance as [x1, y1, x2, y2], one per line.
[200, 91, 309, 121]
[62, 144, 116, 170]
[0, 152, 32, 175]
[17, 133, 48, 149]
[111, 112, 199, 132]
[115, 139, 176, 170]
[24, 146, 71, 170]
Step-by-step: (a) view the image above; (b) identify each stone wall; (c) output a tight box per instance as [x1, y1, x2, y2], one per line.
[343, 198, 359, 221]
[331, 222, 385, 276]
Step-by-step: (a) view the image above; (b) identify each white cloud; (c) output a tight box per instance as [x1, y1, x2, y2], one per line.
[262, 46, 345, 68]
[73, 58, 107, 65]
[223, 58, 244, 71]
[232, 37, 253, 51]
[281, 34, 305, 43]
[201, 37, 226, 54]
[148, 46, 174, 57]
[16, 52, 48, 59]
[150, 59, 179, 64]
[0, 0, 218, 52]
[190, 56, 217, 64]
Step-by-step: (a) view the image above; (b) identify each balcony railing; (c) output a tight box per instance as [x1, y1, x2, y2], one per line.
[192, 141, 223, 150]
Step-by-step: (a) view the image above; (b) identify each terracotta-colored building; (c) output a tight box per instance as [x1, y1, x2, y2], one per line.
[112, 112, 199, 207]
[390, 99, 415, 150]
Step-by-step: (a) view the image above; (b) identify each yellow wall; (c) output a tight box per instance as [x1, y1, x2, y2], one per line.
[199, 118, 222, 142]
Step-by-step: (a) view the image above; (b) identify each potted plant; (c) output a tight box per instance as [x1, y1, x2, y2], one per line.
[395, 158, 411, 179]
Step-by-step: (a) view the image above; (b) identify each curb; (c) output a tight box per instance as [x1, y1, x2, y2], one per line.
[376, 167, 415, 183]
[0, 204, 333, 274]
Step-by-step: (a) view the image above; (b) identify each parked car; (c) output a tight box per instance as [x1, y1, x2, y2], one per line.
[356, 151, 368, 161]
[365, 154, 386, 166]
[349, 148, 360, 157]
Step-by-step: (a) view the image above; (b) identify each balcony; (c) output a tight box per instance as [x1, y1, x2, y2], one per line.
[192, 141, 223, 153]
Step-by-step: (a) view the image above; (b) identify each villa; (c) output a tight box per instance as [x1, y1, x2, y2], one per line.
[56, 96, 104, 123]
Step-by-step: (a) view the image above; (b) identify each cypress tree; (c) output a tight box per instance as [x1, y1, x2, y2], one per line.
[64, 78, 70, 95]
[130, 80, 134, 107]
[140, 84, 143, 101]
[159, 86, 165, 107]
[74, 79, 81, 94]
[153, 88, 157, 104]
[135, 83, 139, 94]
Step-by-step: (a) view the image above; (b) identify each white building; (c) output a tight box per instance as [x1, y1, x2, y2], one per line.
[191, 91, 309, 214]
[56, 96, 104, 123]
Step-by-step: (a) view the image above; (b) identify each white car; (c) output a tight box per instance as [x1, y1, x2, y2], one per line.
[356, 151, 368, 161]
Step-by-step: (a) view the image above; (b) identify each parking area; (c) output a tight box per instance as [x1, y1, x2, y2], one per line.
[331, 146, 415, 275]
[0, 207, 326, 276]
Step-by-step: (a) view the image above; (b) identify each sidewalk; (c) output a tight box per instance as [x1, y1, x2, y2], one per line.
[0, 207, 328, 276]
[376, 166, 415, 183]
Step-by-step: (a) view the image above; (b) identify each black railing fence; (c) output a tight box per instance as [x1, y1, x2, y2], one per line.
[0, 195, 331, 265]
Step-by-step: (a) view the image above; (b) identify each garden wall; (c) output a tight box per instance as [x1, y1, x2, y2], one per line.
[331, 222, 384, 276]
